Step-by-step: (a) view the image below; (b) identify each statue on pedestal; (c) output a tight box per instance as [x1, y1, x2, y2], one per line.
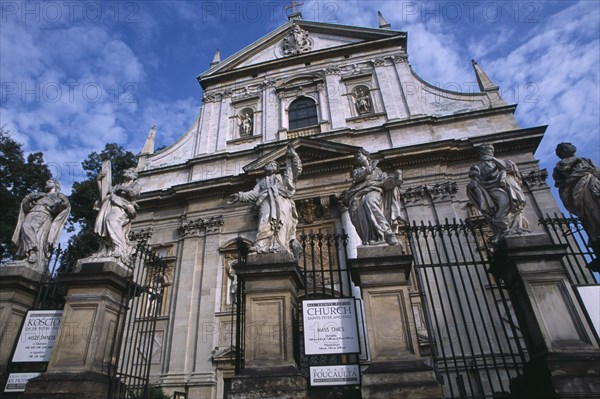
[228, 144, 302, 258]
[93, 162, 140, 264]
[343, 149, 402, 246]
[11, 179, 70, 270]
[553, 142, 600, 256]
[467, 143, 529, 246]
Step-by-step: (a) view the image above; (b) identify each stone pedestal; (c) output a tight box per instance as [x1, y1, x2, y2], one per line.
[228, 252, 307, 399]
[350, 246, 443, 399]
[23, 259, 133, 399]
[491, 233, 600, 399]
[0, 263, 44, 380]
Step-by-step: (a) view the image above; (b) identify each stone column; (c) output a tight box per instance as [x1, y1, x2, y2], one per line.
[23, 259, 132, 399]
[228, 252, 306, 399]
[0, 263, 44, 379]
[491, 233, 600, 399]
[349, 246, 443, 399]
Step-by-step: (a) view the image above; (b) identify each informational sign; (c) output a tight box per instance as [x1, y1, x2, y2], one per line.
[12, 310, 63, 362]
[310, 365, 360, 386]
[302, 299, 359, 355]
[4, 372, 41, 392]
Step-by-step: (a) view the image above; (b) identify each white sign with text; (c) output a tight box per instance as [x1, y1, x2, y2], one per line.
[302, 299, 359, 355]
[12, 310, 63, 362]
[310, 365, 360, 386]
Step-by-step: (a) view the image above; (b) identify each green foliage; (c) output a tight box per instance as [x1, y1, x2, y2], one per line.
[62, 143, 136, 270]
[144, 385, 170, 399]
[0, 127, 52, 260]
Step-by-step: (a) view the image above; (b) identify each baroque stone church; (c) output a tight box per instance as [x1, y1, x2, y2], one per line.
[127, 10, 597, 399]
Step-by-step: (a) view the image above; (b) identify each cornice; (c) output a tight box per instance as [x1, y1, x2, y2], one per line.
[199, 36, 405, 89]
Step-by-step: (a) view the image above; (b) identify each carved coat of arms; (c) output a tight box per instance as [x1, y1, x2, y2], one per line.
[281, 24, 313, 56]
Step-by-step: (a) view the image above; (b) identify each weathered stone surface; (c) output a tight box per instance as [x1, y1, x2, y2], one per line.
[23, 261, 132, 398]
[75, 257, 133, 278]
[23, 371, 118, 399]
[356, 244, 404, 259]
[246, 251, 297, 265]
[229, 370, 306, 399]
[493, 234, 600, 398]
[362, 360, 443, 399]
[0, 263, 45, 377]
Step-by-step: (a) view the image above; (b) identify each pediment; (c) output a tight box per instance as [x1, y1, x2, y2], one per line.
[243, 138, 361, 176]
[200, 20, 405, 81]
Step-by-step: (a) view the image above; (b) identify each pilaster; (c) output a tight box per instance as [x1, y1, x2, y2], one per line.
[372, 59, 403, 120]
[324, 68, 345, 129]
[392, 57, 425, 117]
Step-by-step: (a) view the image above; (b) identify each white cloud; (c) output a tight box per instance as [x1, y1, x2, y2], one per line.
[487, 1, 600, 173]
[0, 12, 148, 193]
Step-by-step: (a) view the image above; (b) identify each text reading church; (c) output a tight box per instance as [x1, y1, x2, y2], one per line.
[2, 6, 599, 399]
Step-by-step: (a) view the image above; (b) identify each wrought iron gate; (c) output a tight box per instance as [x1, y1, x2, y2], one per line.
[405, 219, 528, 398]
[110, 243, 169, 399]
[405, 215, 599, 398]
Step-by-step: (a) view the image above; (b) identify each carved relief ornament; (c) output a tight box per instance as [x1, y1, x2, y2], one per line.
[179, 215, 224, 236]
[281, 24, 313, 56]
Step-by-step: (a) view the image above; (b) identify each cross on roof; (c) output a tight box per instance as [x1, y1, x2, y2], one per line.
[285, 0, 304, 20]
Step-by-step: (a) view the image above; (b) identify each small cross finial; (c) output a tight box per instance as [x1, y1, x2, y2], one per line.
[285, 0, 304, 20]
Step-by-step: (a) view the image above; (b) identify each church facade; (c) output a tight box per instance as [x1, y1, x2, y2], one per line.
[130, 14, 582, 399]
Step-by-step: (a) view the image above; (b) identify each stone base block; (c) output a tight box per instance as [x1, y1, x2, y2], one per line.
[75, 257, 132, 278]
[22, 371, 119, 399]
[229, 369, 307, 399]
[361, 361, 443, 399]
[246, 251, 296, 265]
[357, 245, 404, 259]
[0, 262, 45, 281]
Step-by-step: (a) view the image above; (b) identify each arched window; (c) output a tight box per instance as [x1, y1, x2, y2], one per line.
[288, 97, 318, 130]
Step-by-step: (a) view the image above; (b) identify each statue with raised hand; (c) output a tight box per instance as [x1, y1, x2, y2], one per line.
[228, 144, 302, 258]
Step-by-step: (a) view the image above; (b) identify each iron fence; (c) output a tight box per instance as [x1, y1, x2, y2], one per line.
[230, 216, 599, 399]
[405, 219, 528, 399]
[109, 243, 169, 399]
[32, 244, 68, 310]
[539, 214, 599, 285]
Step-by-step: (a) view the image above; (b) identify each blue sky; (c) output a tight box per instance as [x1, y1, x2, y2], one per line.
[1, 0, 598, 198]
